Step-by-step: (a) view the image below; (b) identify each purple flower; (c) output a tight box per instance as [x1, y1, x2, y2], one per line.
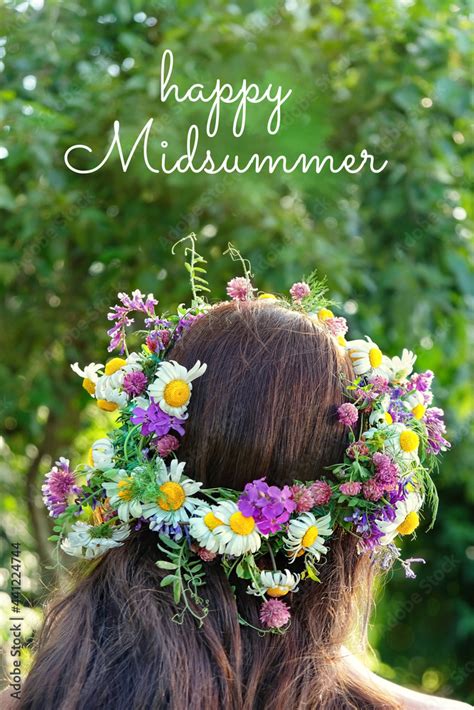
[346, 441, 370, 460]
[310, 480, 332, 505]
[42, 457, 81, 517]
[401, 557, 426, 579]
[107, 290, 159, 354]
[337, 402, 359, 427]
[174, 313, 205, 340]
[290, 484, 315, 513]
[372, 452, 399, 491]
[339, 481, 362, 496]
[408, 370, 434, 393]
[130, 400, 186, 438]
[259, 599, 291, 629]
[370, 376, 390, 395]
[325, 316, 348, 337]
[122, 370, 148, 396]
[424, 407, 450, 454]
[226, 277, 255, 301]
[289, 281, 311, 303]
[238, 477, 296, 534]
[154, 434, 180, 457]
[362, 478, 385, 502]
[345, 509, 384, 550]
[146, 329, 171, 353]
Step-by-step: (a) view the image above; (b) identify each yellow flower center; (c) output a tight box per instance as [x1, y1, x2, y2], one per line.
[399, 430, 420, 453]
[105, 358, 127, 375]
[318, 308, 334, 321]
[258, 293, 276, 300]
[97, 399, 118, 412]
[163, 379, 191, 408]
[412, 403, 426, 420]
[83, 377, 96, 395]
[203, 512, 224, 531]
[397, 511, 420, 536]
[302, 525, 319, 548]
[117, 478, 133, 501]
[229, 511, 255, 536]
[157, 481, 186, 511]
[384, 412, 393, 425]
[368, 347, 383, 368]
[87, 448, 94, 467]
[267, 587, 288, 598]
[337, 335, 347, 347]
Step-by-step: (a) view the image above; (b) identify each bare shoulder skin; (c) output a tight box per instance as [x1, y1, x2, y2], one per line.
[342, 648, 473, 710]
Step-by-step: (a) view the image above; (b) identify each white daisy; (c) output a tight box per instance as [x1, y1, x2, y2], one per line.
[189, 504, 226, 553]
[141, 459, 203, 525]
[71, 361, 104, 396]
[381, 349, 416, 384]
[148, 360, 207, 417]
[384, 423, 420, 465]
[103, 469, 144, 522]
[61, 521, 130, 559]
[403, 391, 427, 421]
[375, 491, 423, 545]
[346, 337, 385, 377]
[284, 512, 333, 562]
[95, 355, 144, 410]
[88, 438, 115, 470]
[212, 500, 262, 556]
[248, 569, 300, 598]
[368, 394, 393, 428]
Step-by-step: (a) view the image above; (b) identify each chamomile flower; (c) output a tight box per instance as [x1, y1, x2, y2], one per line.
[142, 459, 203, 525]
[212, 500, 262, 556]
[369, 395, 393, 428]
[103, 469, 143, 522]
[346, 337, 384, 377]
[404, 391, 427, 420]
[95, 354, 143, 411]
[382, 349, 417, 384]
[284, 512, 333, 562]
[148, 360, 207, 417]
[61, 521, 130, 559]
[71, 361, 103, 396]
[88, 438, 115, 470]
[248, 569, 301, 598]
[189, 504, 226, 553]
[375, 491, 423, 545]
[384, 423, 420, 464]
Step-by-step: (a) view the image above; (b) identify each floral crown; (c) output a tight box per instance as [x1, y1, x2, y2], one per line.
[43, 237, 449, 633]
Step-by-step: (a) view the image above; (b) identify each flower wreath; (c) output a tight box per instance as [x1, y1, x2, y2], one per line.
[43, 237, 450, 633]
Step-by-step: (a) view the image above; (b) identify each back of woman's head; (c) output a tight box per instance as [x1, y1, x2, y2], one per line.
[21, 301, 398, 710]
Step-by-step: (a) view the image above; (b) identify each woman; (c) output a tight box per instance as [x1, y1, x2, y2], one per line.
[6, 297, 471, 709]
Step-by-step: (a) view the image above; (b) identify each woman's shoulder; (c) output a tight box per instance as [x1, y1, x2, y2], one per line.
[341, 648, 473, 710]
[0, 688, 19, 709]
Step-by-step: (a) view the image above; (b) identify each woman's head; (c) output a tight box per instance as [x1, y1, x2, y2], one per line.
[21, 300, 399, 710]
[173, 299, 353, 489]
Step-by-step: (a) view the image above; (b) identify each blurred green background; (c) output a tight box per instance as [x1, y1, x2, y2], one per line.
[0, 0, 473, 702]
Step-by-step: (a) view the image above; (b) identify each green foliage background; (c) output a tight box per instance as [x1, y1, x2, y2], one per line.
[0, 0, 472, 701]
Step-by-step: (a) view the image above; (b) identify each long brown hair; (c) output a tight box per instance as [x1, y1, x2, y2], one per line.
[21, 301, 399, 709]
